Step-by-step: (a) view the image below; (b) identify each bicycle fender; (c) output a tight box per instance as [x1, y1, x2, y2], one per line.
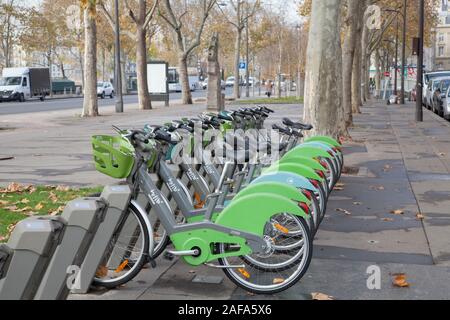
[262, 162, 324, 182]
[304, 136, 342, 148]
[251, 172, 318, 192]
[279, 155, 327, 173]
[233, 182, 310, 205]
[285, 146, 333, 160]
[215, 193, 309, 237]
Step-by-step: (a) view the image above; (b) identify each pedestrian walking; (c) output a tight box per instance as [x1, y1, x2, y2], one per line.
[266, 81, 273, 98]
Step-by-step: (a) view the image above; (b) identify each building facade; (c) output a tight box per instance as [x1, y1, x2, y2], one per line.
[434, 0, 450, 70]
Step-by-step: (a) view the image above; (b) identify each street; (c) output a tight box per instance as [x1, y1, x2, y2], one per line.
[0, 88, 236, 115]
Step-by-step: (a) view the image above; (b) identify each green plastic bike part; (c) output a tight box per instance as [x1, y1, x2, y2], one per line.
[186, 182, 310, 224]
[262, 162, 324, 183]
[170, 228, 252, 266]
[284, 146, 333, 161]
[232, 182, 311, 206]
[279, 155, 327, 173]
[304, 136, 342, 148]
[215, 193, 308, 236]
[92, 135, 135, 179]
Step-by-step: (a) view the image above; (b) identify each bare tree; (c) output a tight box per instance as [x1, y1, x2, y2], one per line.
[159, 0, 217, 105]
[124, 1, 158, 109]
[219, 0, 259, 100]
[342, 0, 362, 129]
[81, 0, 99, 117]
[97, 0, 129, 96]
[303, 0, 343, 139]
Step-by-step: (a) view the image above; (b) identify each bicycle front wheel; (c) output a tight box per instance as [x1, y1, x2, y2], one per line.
[92, 202, 152, 289]
[218, 214, 312, 295]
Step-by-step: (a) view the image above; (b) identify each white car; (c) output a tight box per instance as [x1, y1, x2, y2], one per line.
[97, 82, 114, 99]
[443, 86, 450, 120]
[225, 76, 235, 87]
[202, 78, 226, 90]
[424, 71, 450, 107]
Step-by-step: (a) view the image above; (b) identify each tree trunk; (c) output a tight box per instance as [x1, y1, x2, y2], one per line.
[120, 50, 128, 94]
[342, 0, 361, 129]
[361, 21, 368, 103]
[233, 29, 242, 100]
[352, 34, 362, 113]
[375, 49, 381, 98]
[136, 26, 152, 110]
[303, 0, 343, 139]
[82, 7, 98, 117]
[179, 55, 193, 104]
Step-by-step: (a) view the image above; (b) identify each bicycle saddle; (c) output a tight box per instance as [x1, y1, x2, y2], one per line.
[282, 118, 314, 131]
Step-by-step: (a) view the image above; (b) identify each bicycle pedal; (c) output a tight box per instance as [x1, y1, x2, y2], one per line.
[163, 251, 175, 261]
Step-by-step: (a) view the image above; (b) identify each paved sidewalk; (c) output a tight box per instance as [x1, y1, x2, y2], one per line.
[71, 100, 450, 300]
[2, 99, 450, 299]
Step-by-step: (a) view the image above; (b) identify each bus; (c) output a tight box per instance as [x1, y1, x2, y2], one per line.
[168, 67, 200, 93]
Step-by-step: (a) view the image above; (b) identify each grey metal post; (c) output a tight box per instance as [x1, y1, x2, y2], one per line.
[114, 0, 124, 113]
[400, 0, 407, 104]
[416, 0, 424, 122]
[245, 20, 250, 98]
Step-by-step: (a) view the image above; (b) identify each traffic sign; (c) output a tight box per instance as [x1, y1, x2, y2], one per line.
[239, 62, 246, 70]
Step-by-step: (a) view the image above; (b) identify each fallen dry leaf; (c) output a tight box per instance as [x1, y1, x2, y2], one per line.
[438, 152, 446, 157]
[20, 198, 30, 204]
[382, 218, 394, 222]
[7, 223, 17, 234]
[4, 205, 18, 211]
[95, 266, 108, 278]
[0, 236, 7, 242]
[311, 292, 335, 300]
[6, 182, 22, 193]
[336, 208, 352, 216]
[49, 206, 65, 216]
[28, 186, 37, 194]
[273, 278, 285, 284]
[416, 213, 425, 220]
[35, 203, 44, 211]
[383, 165, 392, 172]
[48, 192, 58, 203]
[392, 274, 410, 288]
[353, 202, 363, 206]
[56, 185, 70, 192]
[0, 200, 9, 206]
[334, 187, 344, 191]
[390, 209, 404, 215]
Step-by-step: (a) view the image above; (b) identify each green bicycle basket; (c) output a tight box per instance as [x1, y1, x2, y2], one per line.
[92, 135, 135, 179]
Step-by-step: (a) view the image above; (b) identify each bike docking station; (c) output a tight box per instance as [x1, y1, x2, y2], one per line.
[0, 184, 132, 300]
[0, 216, 65, 300]
[71, 185, 131, 294]
[34, 197, 107, 300]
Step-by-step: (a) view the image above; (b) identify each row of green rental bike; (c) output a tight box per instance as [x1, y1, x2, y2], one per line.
[91, 106, 344, 295]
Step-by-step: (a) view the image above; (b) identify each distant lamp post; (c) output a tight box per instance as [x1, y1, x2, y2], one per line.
[114, 0, 123, 113]
[416, 0, 425, 122]
[296, 23, 302, 99]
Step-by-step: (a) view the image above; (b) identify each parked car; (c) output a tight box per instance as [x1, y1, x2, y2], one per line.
[97, 82, 114, 99]
[243, 77, 260, 87]
[424, 71, 450, 107]
[202, 78, 226, 90]
[443, 86, 450, 120]
[426, 78, 442, 110]
[225, 76, 235, 87]
[432, 77, 450, 117]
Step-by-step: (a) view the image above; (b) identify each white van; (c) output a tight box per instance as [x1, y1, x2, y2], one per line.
[0, 67, 50, 102]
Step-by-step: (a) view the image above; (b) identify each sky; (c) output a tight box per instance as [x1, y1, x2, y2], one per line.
[24, 0, 301, 23]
